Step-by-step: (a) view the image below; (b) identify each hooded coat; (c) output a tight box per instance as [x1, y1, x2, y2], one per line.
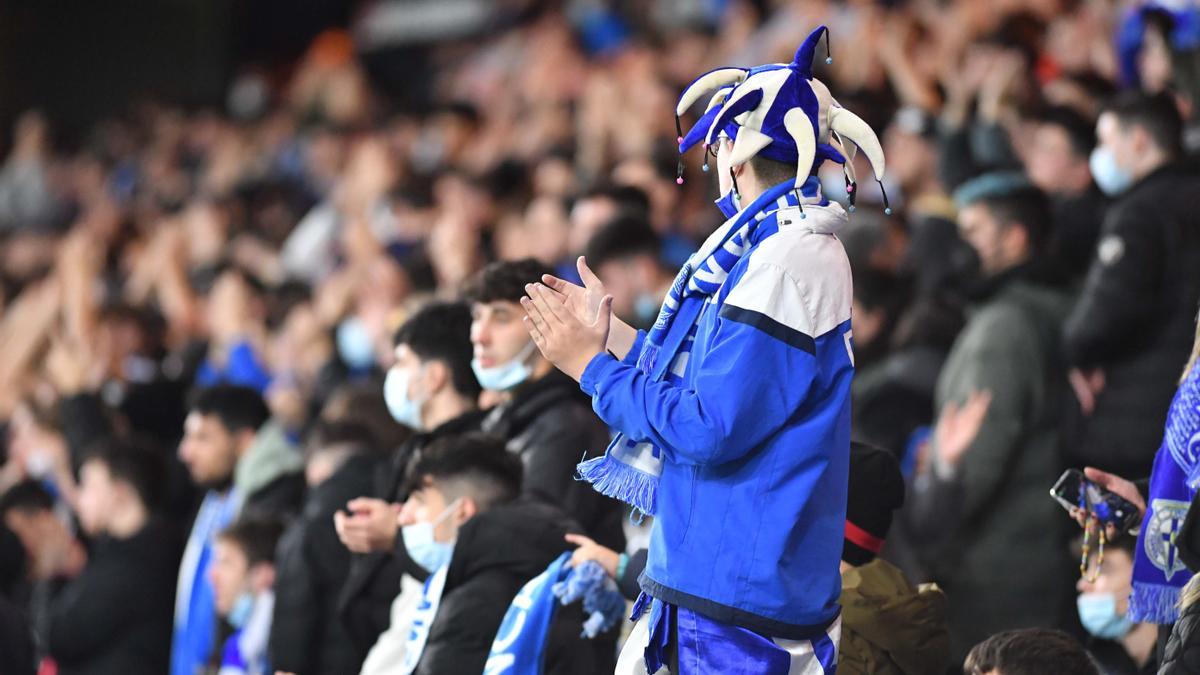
[837, 558, 950, 675]
[413, 499, 611, 675]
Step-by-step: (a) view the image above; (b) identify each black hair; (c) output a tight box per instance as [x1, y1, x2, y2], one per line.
[747, 154, 800, 189]
[403, 432, 522, 511]
[187, 385, 270, 436]
[217, 515, 285, 568]
[1103, 90, 1184, 158]
[303, 420, 378, 459]
[0, 480, 55, 516]
[584, 215, 662, 269]
[955, 173, 1051, 254]
[964, 628, 1098, 675]
[82, 438, 168, 510]
[98, 302, 168, 359]
[393, 302, 481, 400]
[462, 258, 553, 306]
[439, 101, 482, 128]
[1031, 105, 1096, 158]
[574, 184, 651, 219]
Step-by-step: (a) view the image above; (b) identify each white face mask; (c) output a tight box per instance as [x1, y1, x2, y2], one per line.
[401, 498, 463, 573]
[384, 365, 426, 430]
[471, 341, 537, 392]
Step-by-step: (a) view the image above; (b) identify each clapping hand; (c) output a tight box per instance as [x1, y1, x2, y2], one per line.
[521, 281, 612, 383]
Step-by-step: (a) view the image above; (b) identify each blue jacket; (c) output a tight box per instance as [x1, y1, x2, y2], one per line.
[579, 193, 853, 639]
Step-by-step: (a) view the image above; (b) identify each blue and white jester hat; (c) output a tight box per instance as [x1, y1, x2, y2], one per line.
[673, 26, 888, 212]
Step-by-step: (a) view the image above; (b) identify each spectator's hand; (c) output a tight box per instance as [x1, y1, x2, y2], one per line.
[1071, 467, 1147, 539]
[1069, 368, 1106, 416]
[933, 390, 992, 470]
[45, 335, 98, 396]
[565, 533, 620, 578]
[522, 282, 612, 382]
[541, 257, 606, 326]
[335, 498, 401, 554]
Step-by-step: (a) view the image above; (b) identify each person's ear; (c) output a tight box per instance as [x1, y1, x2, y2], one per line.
[1003, 223, 1031, 263]
[250, 562, 275, 595]
[422, 360, 449, 398]
[234, 429, 258, 458]
[458, 497, 478, 525]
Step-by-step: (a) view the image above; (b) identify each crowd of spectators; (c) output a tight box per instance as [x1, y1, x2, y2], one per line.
[2, 0, 1200, 673]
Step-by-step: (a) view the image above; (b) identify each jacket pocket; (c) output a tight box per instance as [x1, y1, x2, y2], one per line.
[666, 466, 699, 548]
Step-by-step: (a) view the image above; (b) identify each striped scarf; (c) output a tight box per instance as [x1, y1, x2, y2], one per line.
[577, 178, 822, 515]
[1129, 363, 1200, 624]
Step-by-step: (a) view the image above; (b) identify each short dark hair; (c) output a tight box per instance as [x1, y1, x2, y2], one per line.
[747, 154, 799, 189]
[584, 215, 662, 269]
[964, 629, 1098, 675]
[217, 516, 285, 568]
[393, 302, 481, 400]
[0, 480, 54, 517]
[303, 420, 377, 460]
[1032, 105, 1096, 158]
[188, 385, 270, 435]
[1103, 90, 1184, 158]
[575, 184, 651, 219]
[462, 259, 553, 306]
[955, 173, 1051, 253]
[82, 438, 168, 510]
[403, 432, 522, 512]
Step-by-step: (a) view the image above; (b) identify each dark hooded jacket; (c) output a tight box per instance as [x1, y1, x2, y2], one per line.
[1063, 163, 1200, 479]
[838, 558, 951, 675]
[413, 499, 611, 675]
[337, 410, 485, 657]
[271, 453, 379, 675]
[482, 371, 625, 552]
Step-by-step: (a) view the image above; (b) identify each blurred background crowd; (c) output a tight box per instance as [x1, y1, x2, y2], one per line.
[1, 0, 1200, 673]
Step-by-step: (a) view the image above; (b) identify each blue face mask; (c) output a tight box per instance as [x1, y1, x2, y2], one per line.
[402, 498, 461, 574]
[228, 592, 255, 629]
[634, 293, 662, 325]
[384, 366, 425, 430]
[337, 318, 376, 371]
[1077, 592, 1134, 640]
[471, 341, 537, 392]
[714, 188, 741, 219]
[1089, 146, 1135, 196]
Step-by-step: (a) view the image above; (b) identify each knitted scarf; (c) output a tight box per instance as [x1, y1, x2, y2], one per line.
[577, 178, 822, 515]
[1130, 363, 1200, 624]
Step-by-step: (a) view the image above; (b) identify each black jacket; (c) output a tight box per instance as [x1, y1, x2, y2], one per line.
[1064, 163, 1200, 478]
[1160, 600, 1200, 675]
[414, 499, 610, 675]
[337, 410, 485, 657]
[46, 519, 181, 675]
[482, 371, 625, 551]
[242, 472, 307, 522]
[271, 453, 378, 675]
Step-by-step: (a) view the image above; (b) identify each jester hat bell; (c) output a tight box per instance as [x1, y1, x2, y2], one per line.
[674, 26, 887, 210]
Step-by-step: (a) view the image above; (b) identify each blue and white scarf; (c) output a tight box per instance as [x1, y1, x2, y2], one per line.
[1130, 363, 1200, 624]
[485, 553, 571, 674]
[400, 564, 450, 674]
[577, 179, 821, 515]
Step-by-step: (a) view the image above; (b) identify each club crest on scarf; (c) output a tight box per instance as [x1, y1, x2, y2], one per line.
[1146, 498, 1190, 580]
[673, 25, 887, 210]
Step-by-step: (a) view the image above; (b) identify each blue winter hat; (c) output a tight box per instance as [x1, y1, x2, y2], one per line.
[673, 26, 886, 198]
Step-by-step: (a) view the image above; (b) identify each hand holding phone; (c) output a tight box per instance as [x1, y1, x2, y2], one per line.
[1050, 468, 1142, 535]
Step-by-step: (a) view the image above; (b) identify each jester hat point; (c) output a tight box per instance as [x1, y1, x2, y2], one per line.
[674, 26, 887, 208]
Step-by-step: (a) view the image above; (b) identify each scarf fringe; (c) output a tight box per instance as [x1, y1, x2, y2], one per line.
[636, 343, 660, 376]
[576, 454, 658, 516]
[1129, 582, 1182, 625]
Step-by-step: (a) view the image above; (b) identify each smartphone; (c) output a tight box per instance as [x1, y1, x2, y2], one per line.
[1050, 469, 1141, 534]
